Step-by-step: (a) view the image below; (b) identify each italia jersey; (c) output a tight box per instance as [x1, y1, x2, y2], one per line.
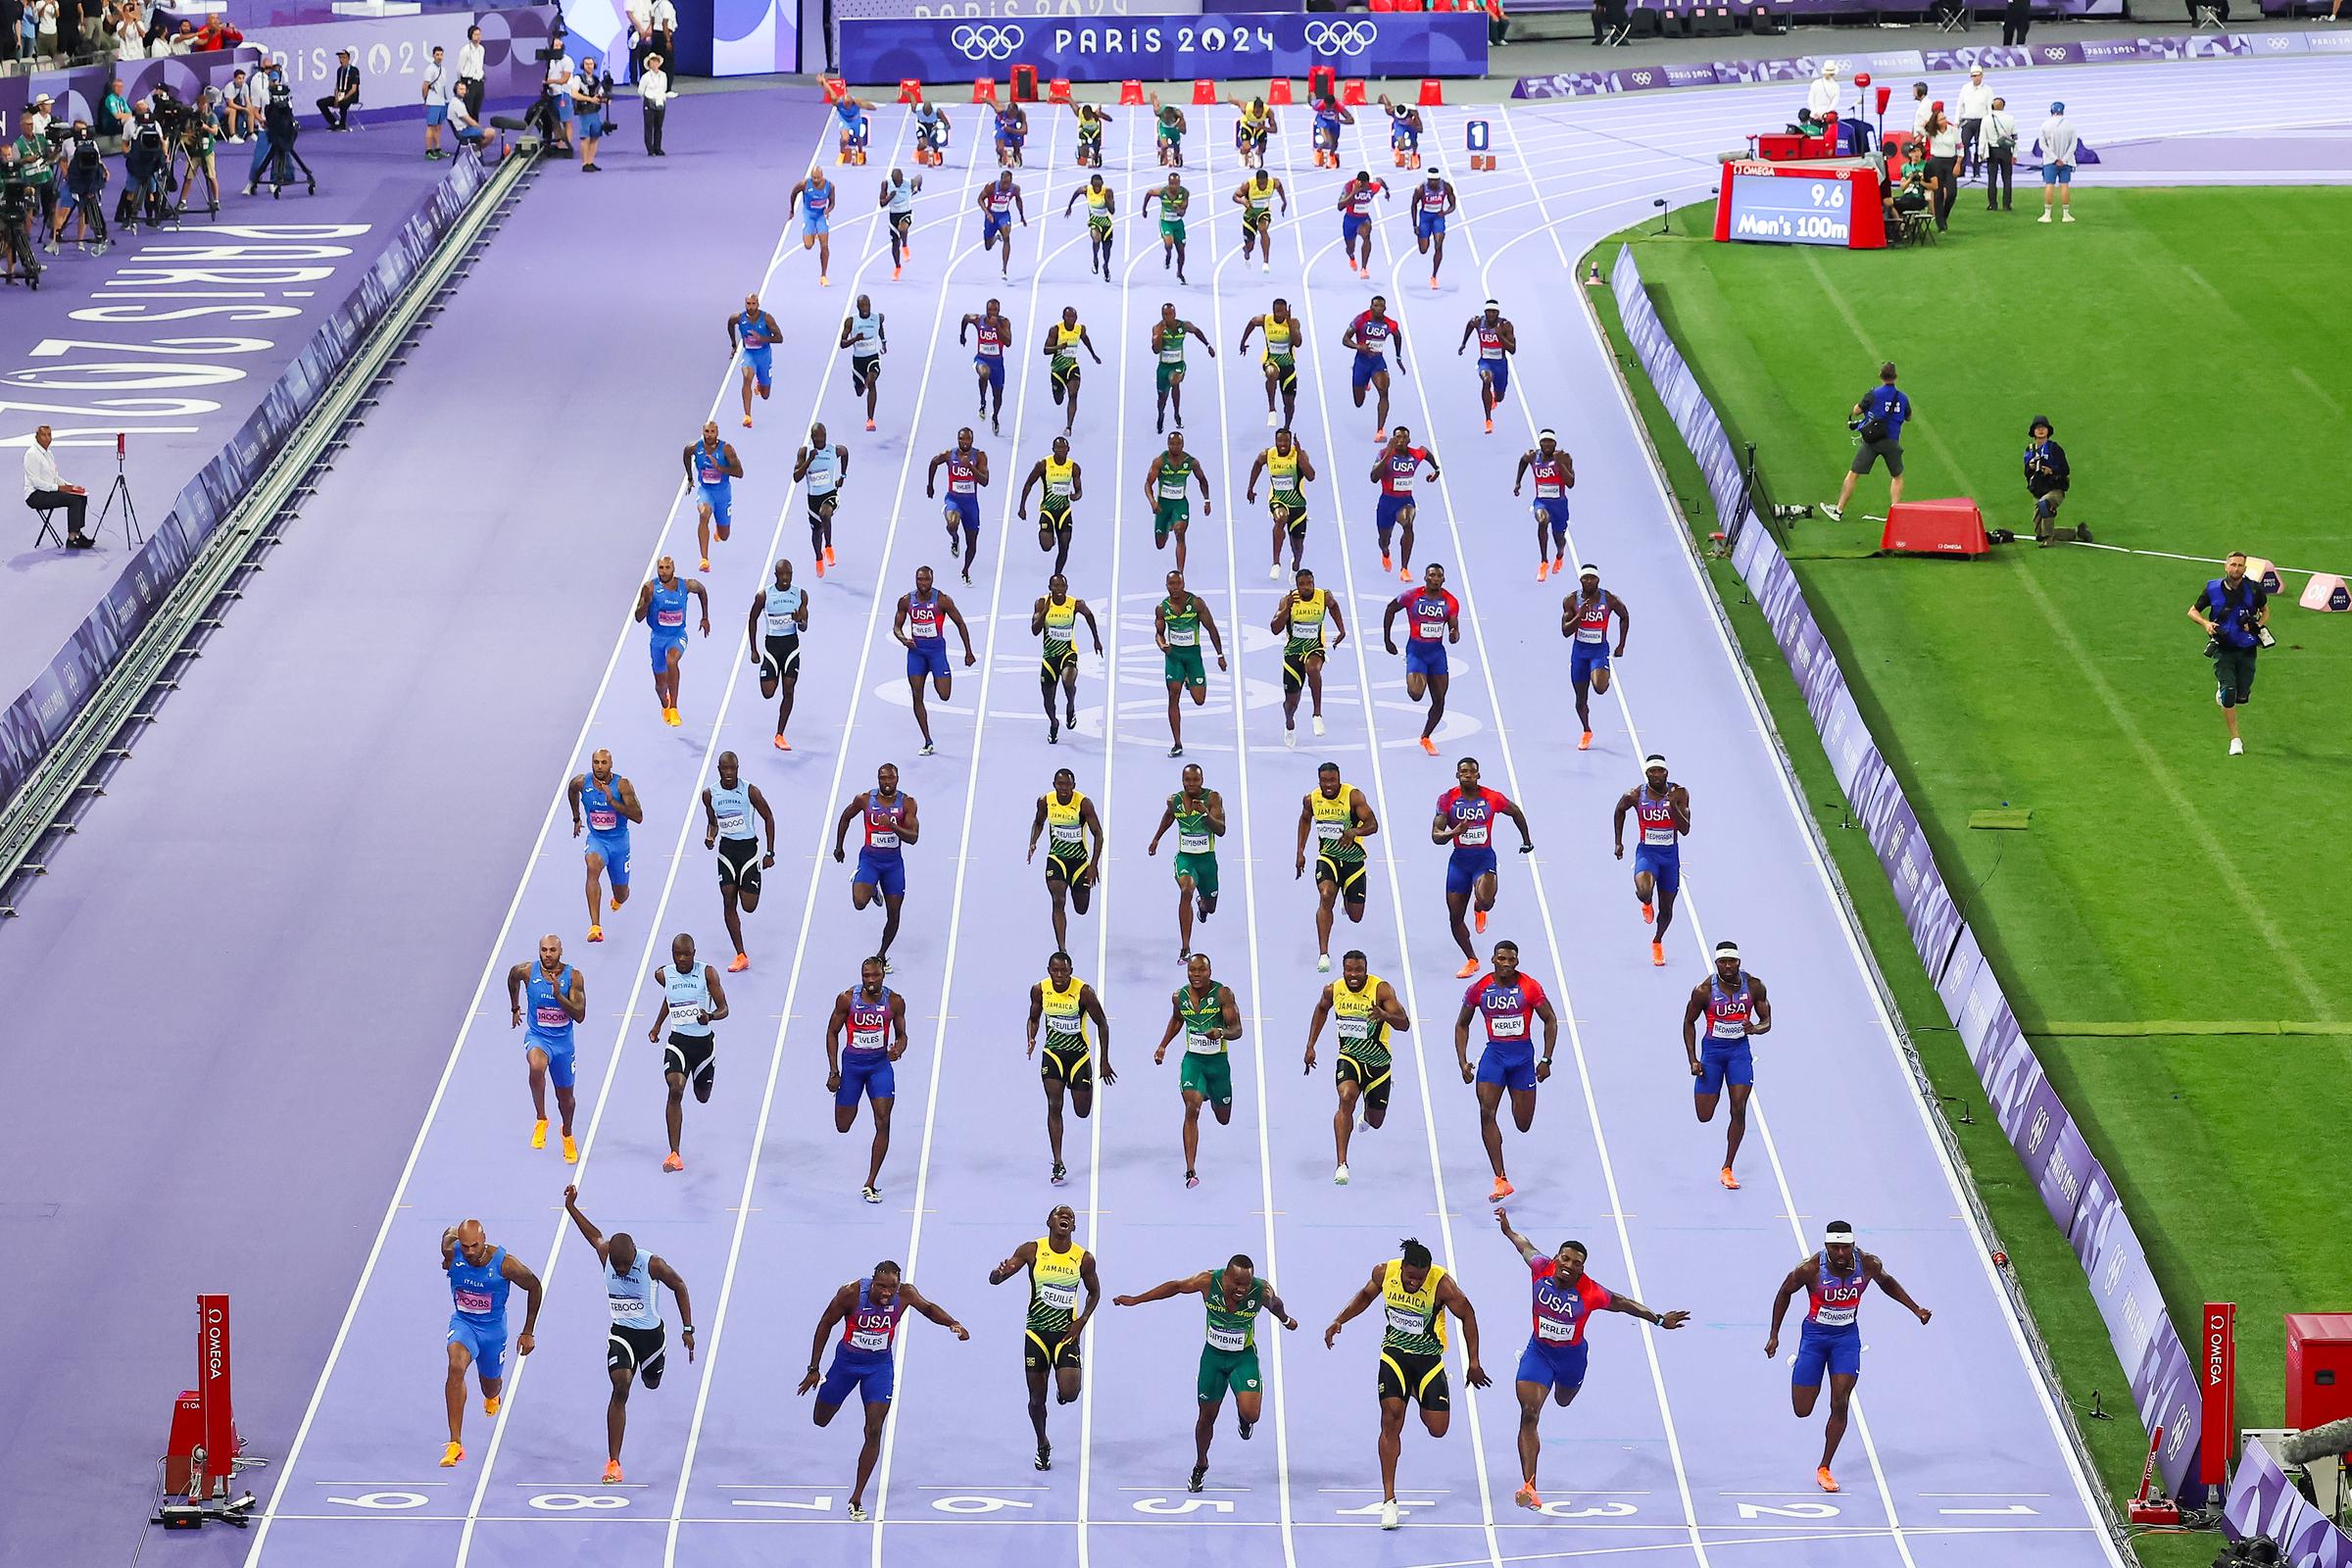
[1465, 972, 1545, 1045]
[1528, 1256, 1613, 1347]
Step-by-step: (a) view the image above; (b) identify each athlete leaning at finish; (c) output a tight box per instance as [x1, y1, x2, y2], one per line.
[1020, 434, 1085, 578]
[1764, 1221, 1931, 1494]
[925, 425, 992, 581]
[1273, 567, 1347, 746]
[1494, 1209, 1686, 1512]
[1027, 950, 1115, 1188]
[1455, 940, 1559, 1202]
[1231, 166, 1288, 274]
[1065, 99, 1112, 168]
[958, 297, 1014, 433]
[1064, 170, 1117, 275]
[635, 556, 709, 727]
[1369, 427, 1440, 581]
[439, 1219, 543, 1469]
[1457, 298, 1516, 430]
[800, 1262, 968, 1521]
[892, 565, 977, 757]
[1383, 563, 1461, 754]
[508, 933, 587, 1163]
[989, 1205, 1102, 1472]
[877, 165, 920, 278]
[786, 166, 838, 286]
[1246, 425, 1318, 579]
[793, 422, 851, 575]
[701, 751, 776, 973]
[1032, 573, 1102, 746]
[748, 558, 808, 750]
[1303, 949, 1410, 1185]
[1310, 90, 1354, 170]
[1141, 172, 1194, 282]
[1298, 761, 1377, 970]
[1433, 759, 1534, 976]
[649, 932, 728, 1174]
[1147, 91, 1188, 167]
[568, 749, 643, 942]
[1239, 297, 1303, 431]
[1337, 169, 1392, 277]
[1144, 431, 1213, 573]
[974, 170, 1027, 282]
[1561, 564, 1630, 748]
[1027, 767, 1106, 954]
[1114, 1255, 1298, 1494]
[727, 294, 780, 428]
[1514, 428, 1577, 583]
[1611, 753, 1688, 965]
[682, 420, 742, 571]
[1683, 939, 1770, 1191]
[826, 956, 909, 1203]
[563, 1186, 695, 1486]
[1150, 301, 1215, 433]
[831, 762, 918, 968]
[1042, 305, 1101, 436]
[1153, 569, 1227, 759]
[1152, 952, 1245, 1189]
[1344, 293, 1408, 441]
[1407, 166, 1461, 289]
[836, 294, 886, 434]
[1146, 761, 1225, 957]
[1324, 1238, 1489, 1532]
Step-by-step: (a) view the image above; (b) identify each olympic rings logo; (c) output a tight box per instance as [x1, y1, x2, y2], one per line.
[952, 23, 1025, 60]
[1303, 19, 1378, 56]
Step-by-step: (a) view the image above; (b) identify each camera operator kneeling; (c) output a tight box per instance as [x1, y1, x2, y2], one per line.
[2023, 416, 2082, 546]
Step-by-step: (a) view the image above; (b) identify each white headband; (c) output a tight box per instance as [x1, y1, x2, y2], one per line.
[1579, 564, 1599, 578]
[1644, 754, 1667, 770]
[1716, 943, 1741, 962]
[1538, 428, 1556, 442]
[1824, 1225, 1855, 1245]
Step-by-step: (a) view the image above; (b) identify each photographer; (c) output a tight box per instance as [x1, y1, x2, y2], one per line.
[318, 45, 360, 130]
[245, 69, 309, 196]
[0, 144, 43, 288]
[2022, 416, 2078, 547]
[56, 122, 106, 247]
[572, 53, 608, 172]
[177, 89, 220, 216]
[11, 107, 54, 237]
[1821, 362, 1910, 522]
[2186, 551, 2269, 757]
[116, 97, 169, 229]
[543, 36, 576, 153]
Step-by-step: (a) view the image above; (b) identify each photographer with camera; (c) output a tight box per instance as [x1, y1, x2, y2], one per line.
[2022, 416, 2079, 547]
[10, 107, 55, 240]
[1820, 363, 1910, 522]
[115, 97, 171, 230]
[245, 67, 313, 196]
[0, 143, 44, 289]
[572, 54, 610, 172]
[2187, 552, 2270, 757]
[57, 122, 107, 248]
[177, 88, 220, 217]
[543, 35, 577, 153]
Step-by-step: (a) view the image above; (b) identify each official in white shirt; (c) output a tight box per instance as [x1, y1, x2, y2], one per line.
[2037, 100, 2078, 222]
[1910, 81, 1932, 134]
[24, 424, 93, 549]
[457, 25, 487, 120]
[640, 52, 669, 157]
[649, 0, 677, 75]
[1805, 64, 1840, 122]
[1981, 96, 2018, 211]
[1955, 66, 1991, 178]
[624, 0, 652, 81]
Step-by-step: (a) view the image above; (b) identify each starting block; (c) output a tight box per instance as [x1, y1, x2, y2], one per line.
[1268, 76, 1294, 106]
[1308, 64, 1337, 102]
[1418, 76, 1445, 106]
[1466, 119, 1494, 170]
[821, 75, 848, 104]
[1192, 77, 1217, 105]
[2301, 573, 2350, 612]
[1048, 77, 1071, 104]
[1119, 78, 1146, 105]
[1341, 77, 1367, 107]
[2244, 556, 2282, 594]
[972, 76, 1000, 104]
[897, 78, 923, 104]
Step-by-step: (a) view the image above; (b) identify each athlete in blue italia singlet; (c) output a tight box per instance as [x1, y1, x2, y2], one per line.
[802, 1265, 968, 1521]
[568, 749, 641, 943]
[563, 1186, 696, 1486]
[1612, 755, 1688, 964]
[832, 90, 876, 164]
[438, 1219, 542, 1469]
[788, 166, 838, 284]
[728, 295, 780, 427]
[651, 931, 728, 1173]
[827, 957, 909, 1202]
[634, 556, 710, 727]
[683, 419, 743, 569]
[507, 934, 587, 1161]
[893, 565, 976, 758]
[1765, 1222, 1933, 1495]
[1680, 940, 1772, 1190]
[926, 427, 991, 583]
[832, 762, 917, 966]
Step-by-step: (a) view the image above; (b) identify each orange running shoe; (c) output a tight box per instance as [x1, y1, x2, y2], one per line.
[815, 555, 826, 578]
[1578, 730, 1593, 751]
[741, 416, 753, 429]
[1418, 736, 1438, 756]
[1455, 958, 1478, 979]
[1398, 564, 1412, 583]
[728, 953, 750, 973]
[1514, 1482, 1543, 1512]
[1720, 1166, 1740, 1191]
[826, 546, 837, 566]
[1489, 1176, 1515, 1202]
[531, 1118, 548, 1150]
[699, 557, 710, 572]
[1640, 902, 1654, 923]
[1536, 561, 1549, 582]
[665, 708, 682, 727]
[663, 1152, 685, 1173]
[587, 924, 605, 944]
[774, 734, 792, 751]
[441, 1442, 465, 1468]
[1651, 941, 1666, 967]
[1816, 1466, 1838, 1494]
[603, 1460, 624, 1486]
[483, 1395, 501, 1417]
[865, 418, 876, 432]
[562, 1133, 578, 1165]
[1429, 276, 1440, 290]
[1380, 552, 1393, 572]
[1484, 417, 1494, 433]
[1474, 909, 1488, 934]
[820, 275, 830, 287]
[892, 265, 903, 280]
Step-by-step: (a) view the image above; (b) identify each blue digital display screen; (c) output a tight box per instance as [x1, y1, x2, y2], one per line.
[1724, 172, 1853, 247]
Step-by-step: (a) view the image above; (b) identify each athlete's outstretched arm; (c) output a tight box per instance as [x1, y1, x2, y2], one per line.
[1294, 792, 1314, 876]
[1347, 786, 1375, 840]
[887, 991, 908, 1058]
[1680, 985, 1707, 1061]
[1196, 600, 1227, 661]
[686, 579, 711, 635]
[1325, 1264, 1386, 1346]
[563, 1186, 609, 1262]
[989, 1240, 1039, 1287]
[1865, 1256, 1932, 1323]
[822, 991, 850, 1076]
[1501, 798, 1534, 851]
[898, 795, 920, 844]
[800, 1282, 855, 1392]
[505, 962, 530, 1026]
[1142, 455, 1164, 508]
[939, 593, 977, 662]
[616, 776, 644, 823]
[1080, 798, 1105, 872]
[1190, 455, 1213, 509]
[830, 797, 861, 858]
[1513, 450, 1535, 492]
[1268, 587, 1293, 636]
[1494, 1209, 1541, 1262]
[1216, 983, 1244, 1044]
[1604, 1290, 1687, 1330]
[749, 784, 778, 860]
[902, 1283, 969, 1338]
[745, 591, 766, 657]
[1324, 595, 1347, 647]
[1457, 317, 1480, 353]
[1018, 461, 1045, 517]
[1026, 795, 1050, 859]
[1151, 995, 1186, 1064]
[1610, 789, 1638, 855]
[1114, 1271, 1210, 1308]
[1028, 596, 1049, 638]
[1146, 796, 1178, 855]
[1259, 1285, 1298, 1330]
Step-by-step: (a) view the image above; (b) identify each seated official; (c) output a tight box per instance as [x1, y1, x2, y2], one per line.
[24, 424, 93, 549]
[2024, 416, 2080, 545]
[318, 47, 361, 129]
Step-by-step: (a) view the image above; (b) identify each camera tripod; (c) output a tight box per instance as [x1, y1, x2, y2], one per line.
[97, 445, 143, 548]
[252, 132, 317, 199]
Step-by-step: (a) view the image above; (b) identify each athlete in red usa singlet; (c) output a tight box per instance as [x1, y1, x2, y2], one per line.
[926, 426, 992, 583]
[1336, 171, 1389, 275]
[1455, 299, 1516, 430]
[800, 1265, 968, 1521]
[1369, 428, 1439, 580]
[1764, 1222, 1932, 1494]
[1514, 430, 1576, 581]
[1560, 566, 1632, 749]
[1342, 296, 1408, 441]
[959, 299, 1013, 433]
[1382, 564, 1460, 753]
[1452, 941, 1558, 1202]
[1612, 755, 1688, 965]
[831, 763, 920, 968]
[1431, 757, 1533, 975]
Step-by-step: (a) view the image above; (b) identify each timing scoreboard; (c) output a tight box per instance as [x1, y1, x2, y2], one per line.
[1712, 160, 1886, 251]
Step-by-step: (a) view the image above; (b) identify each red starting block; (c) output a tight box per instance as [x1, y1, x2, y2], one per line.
[1192, 77, 1217, 105]
[1307, 65, 1337, 102]
[1418, 76, 1445, 106]
[1341, 77, 1367, 107]
[164, 1295, 243, 1501]
[971, 76, 1000, 105]
[1267, 77, 1294, 106]
[1880, 498, 1988, 559]
[1048, 77, 1071, 104]
[820, 75, 849, 104]
[897, 77, 923, 104]
[1119, 78, 1146, 105]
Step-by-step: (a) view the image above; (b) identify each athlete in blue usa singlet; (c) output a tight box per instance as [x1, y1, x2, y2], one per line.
[1765, 1223, 1933, 1495]
[802, 1265, 967, 1521]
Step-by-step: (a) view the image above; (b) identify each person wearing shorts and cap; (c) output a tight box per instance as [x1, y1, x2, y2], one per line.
[2037, 101, 2078, 222]
[1763, 1221, 1933, 1494]
[1820, 362, 1909, 523]
[1680, 940, 1768, 1189]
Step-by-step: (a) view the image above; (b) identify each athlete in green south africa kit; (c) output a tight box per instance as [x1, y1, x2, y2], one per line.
[1146, 762, 1226, 960]
[1152, 953, 1244, 1189]
[1030, 572, 1102, 747]
[1141, 171, 1193, 281]
[1143, 431, 1212, 575]
[1026, 949, 1114, 1189]
[1152, 569, 1227, 759]
[1150, 301, 1215, 434]
[1146, 91, 1188, 168]
[1114, 1254, 1300, 1494]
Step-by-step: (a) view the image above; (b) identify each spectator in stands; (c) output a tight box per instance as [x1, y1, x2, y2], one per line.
[2037, 101, 2077, 223]
[1923, 106, 1961, 231]
[50, 0, 72, 60]
[2022, 416, 2072, 546]
[1820, 362, 1909, 522]
[193, 12, 236, 48]
[458, 24, 486, 120]
[1591, 0, 1625, 45]
[1806, 63, 1839, 124]
[649, 0, 677, 74]
[24, 425, 93, 550]
[96, 77, 125, 139]
[26, 91, 51, 138]
[624, 0, 651, 80]
[2002, 0, 2031, 45]
[1982, 95, 2016, 210]
[640, 51, 669, 156]
[1955, 66, 1989, 179]
[318, 46, 361, 130]
[2188, 552, 2267, 756]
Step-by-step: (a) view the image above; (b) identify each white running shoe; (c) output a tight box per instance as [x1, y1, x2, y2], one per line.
[1819, 503, 1843, 521]
[1267, 409, 1278, 427]
[1317, 953, 1332, 973]
[2062, 211, 2076, 222]
[1270, 562, 1284, 580]
[1285, 726, 1298, 749]
[1334, 1163, 1350, 1186]
[2229, 737, 2244, 755]
[1380, 1498, 1401, 1531]
[1312, 714, 1327, 737]
[2037, 212, 2051, 223]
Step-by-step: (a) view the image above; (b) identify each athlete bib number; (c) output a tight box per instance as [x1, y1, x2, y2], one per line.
[1186, 1030, 1219, 1055]
[1536, 1314, 1576, 1344]
[717, 808, 749, 837]
[1456, 820, 1490, 848]
[851, 1024, 885, 1053]
[535, 1004, 570, 1029]
[657, 608, 686, 630]
[1178, 828, 1211, 855]
[1035, 1280, 1080, 1312]
[1166, 623, 1198, 647]
[668, 1000, 705, 1029]
[1383, 1305, 1427, 1338]
[609, 1295, 643, 1322]
[1488, 1012, 1527, 1041]
[849, 1326, 891, 1351]
[1337, 1014, 1369, 1043]
[1206, 1322, 1249, 1352]
[1416, 614, 1446, 640]
[454, 1289, 494, 1315]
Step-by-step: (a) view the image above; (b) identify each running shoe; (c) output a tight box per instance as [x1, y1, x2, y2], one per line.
[532, 1118, 548, 1150]
[1317, 954, 1331, 973]
[864, 418, 876, 432]
[1184, 1171, 1200, 1190]
[1579, 730, 1592, 751]
[1266, 408, 1278, 427]
[1455, 958, 1478, 979]
[1048, 718, 1059, 745]
[663, 1152, 684, 1172]
[441, 1442, 465, 1468]
[587, 925, 605, 944]
[728, 953, 750, 973]
[699, 557, 710, 571]
[1036, 1442, 1054, 1472]
[1269, 562, 1283, 579]
[1430, 276, 1439, 290]
[1475, 909, 1488, 934]
[1334, 1163, 1349, 1186]
[1819, 503, 1843, 521]
[1380, 1498, 1401, 1531]
[2230, 737, 2244, 756]
[892, 266, 902, 280]
[1284, 726, 1297, 750]
[1380, 552, 1393, 572]
[1651, 941, 1666, 967]
[775, 734, 792, 752]
[1720, 1166, 1740, 1191]
[1515, 1482, 1543, 1512]
[1640, 902, 1654, 923]
[603, 1460, 623, 1486]
[741, 416, 753, 428]
[1537, 562, 1549, 582]
[1816, 1465, 1838, 1493]
[483, 1395, 501, 1417]
[820, 274, 830, 286]
[815, 555, 826, 578]
[1311, 714, 1326, 737]
[1419, 736, 1438, 756]
[1375, 428, 1388, 444]
[1489, 1176, 1514, 1202]
[664, 707, 682, 727]
[563, 1133, 578, 1165]
[1050, 1162, 1067, 1187]
[826, 546, 837, 566]
[919, 742, 936, 757]
[1484, 417, 1494, 433]
[1188, 1463, 1207, 1494]
[1399, 564, 1412, 583]
[861, 1185, 883, 1204]
[1169, 744, 1184, 758]
[848, 1501, 869, 1521]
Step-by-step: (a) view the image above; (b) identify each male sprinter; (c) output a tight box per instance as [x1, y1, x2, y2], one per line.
[1231, 165, 1288, 273]
[702, 752, 776, 973]
[786, 165, 838, 286]
[1408, 167, 1461, 287]
[1153, 569, 1226, 759]
[1019, 435, 1085, 577]
[1114, 1256, 1299, 1494]
[649, 932, 728, 1173]
[1343, 294, 1408, 440]
[1612, 754, 1688, 965]
[1455, 941, 1558, 1202]
[1377, 94, 1426, 169]
[568, 749, 643, 942]
[990, 1206, 1101, 1472]
[837, 294, 885, 433]
[1298, 761, 1377, 971]
[975, 169, 1027, 281]
[1514, 428, 1576, 582]
[1383, 563, 1460, 754]
[1433, 760, 1534, 977]
[1064, 170, 1116, 274]
[439, 1219, 543, 1468]
[683, 420, 743, 572]
[1310, 89, 1355, 169]
[1764, 1222, 1932, 1494]
[1141, 172, 1194, 282]
[727, 295, 780, 428]
[1304, 950, 1409, 1185]
[878, 165, 920, 277]
[793, 422, 850, 574]
[1337, 169, 1391, 276]
[1239, 297, 1302, 431]
[1324, 1239, 1489, 1532]
[1457, 298, 1516, 428]
[1031, 573, 1102, 745]
[748, 558, 808, 750]
[634, 557, 709, 727]
[826, 956, 909, 1203]
[564, 1186, 696, 1486]
[1027, 951, 1115, 1187]
[508, 934, 587, 1162]
[1247, 425, 1317, 579]
[1066, 99, 1111, 168]
[992, 98, 1030, 167]
[1370, 427, 1440, 580]
[831, 763, 918, 969]
[1042, 305, 1101, 435]
[1027, 767, 1105, 954]
[832, 88, 877, 165]
[958, 297, 1013, 433]
[911, 100, 952, 167]
[1495, 1209, 1687, 1511]
[1273, 567, 1346, 746]
[925, 426, 992, 582]
[1152, 952, 1245, 1189]
[800, 1263, 968, 1521]
[1144, 431, 1213, 573]
[1228, 93, 1276, 169]
[1150, 301, 1215, 433]
[1146, 761, 1225, 958]
[893, 565, 977, 758]
[1148, 91, 1188, 166]
[1562, 565, 1631, 750]
[1683, 940, 1771, 1190]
